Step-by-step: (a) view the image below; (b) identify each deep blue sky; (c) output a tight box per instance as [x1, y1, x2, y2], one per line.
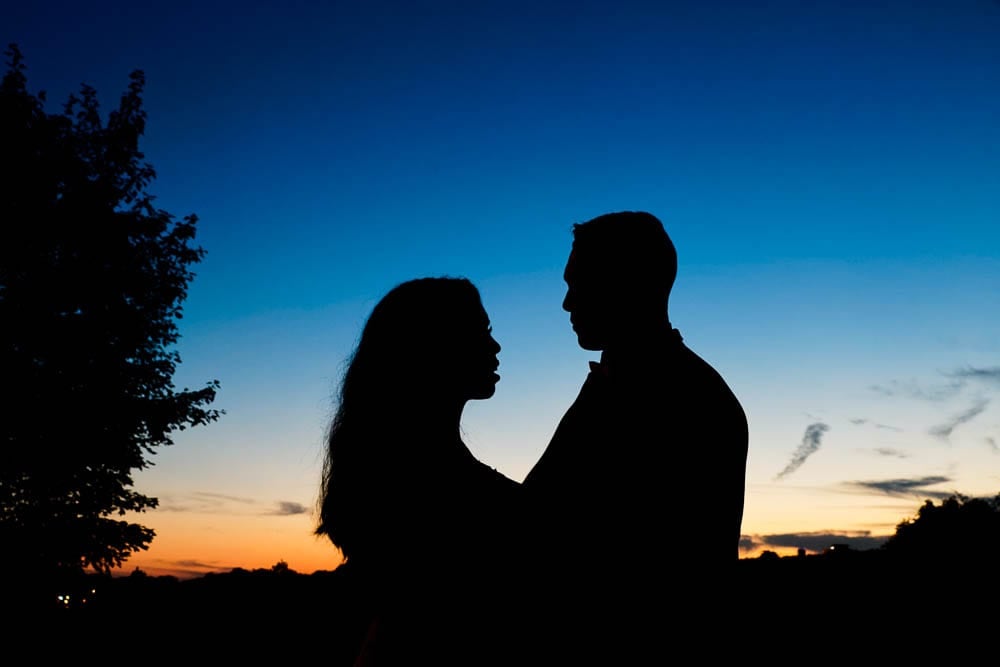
[6, 1, 1000, 575]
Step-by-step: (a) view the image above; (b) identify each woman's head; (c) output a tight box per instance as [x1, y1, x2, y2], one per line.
[315, 276, 501, 559]
[345, 276, 501, 406]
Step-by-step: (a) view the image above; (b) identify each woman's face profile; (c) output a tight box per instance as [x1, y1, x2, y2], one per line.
[435, 299, 501, 402]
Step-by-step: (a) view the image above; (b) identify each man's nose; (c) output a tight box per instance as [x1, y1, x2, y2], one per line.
[562, 291, 572, 312]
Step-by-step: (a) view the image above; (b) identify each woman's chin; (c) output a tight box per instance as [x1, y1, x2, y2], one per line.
[471, 383, 498, 400]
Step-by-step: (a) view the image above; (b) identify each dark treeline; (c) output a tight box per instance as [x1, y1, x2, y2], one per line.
[15, 493, 1000, 658]
[12, 561, 372, 662]
[15, 542, 997, 659]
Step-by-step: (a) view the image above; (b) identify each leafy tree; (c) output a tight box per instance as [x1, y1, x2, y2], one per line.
[0, 44, 221, 590]
[882, 493, 1000, 562]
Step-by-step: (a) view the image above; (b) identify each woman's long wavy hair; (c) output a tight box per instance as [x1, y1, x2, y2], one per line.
[314, 276, 483, 562]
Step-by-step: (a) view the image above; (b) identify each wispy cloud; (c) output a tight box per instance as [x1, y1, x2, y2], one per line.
[744, 531, 889, 555]
[850, 418, 902, 431]
[987, 437, 998, 453]
[156, 492, 257, 514]
[868, 367, 997, 447]
[266, 501, 309, 516]
[844, 475, 954, 500]
[870, 378, 965, 401]
[193, 492, 256, 504]
[775, 422, 829, 480]
[174, 559, 229, 570]
[739, 535, 762, 553]
[160, 494, 310, 517]
[946, 365, 1000, 386]
[871, 366, 999, 403]
[928, 398, 989, 440]
[872, 447, 909, 458]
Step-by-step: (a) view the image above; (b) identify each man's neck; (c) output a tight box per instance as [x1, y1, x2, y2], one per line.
[599, 322, 679, 367]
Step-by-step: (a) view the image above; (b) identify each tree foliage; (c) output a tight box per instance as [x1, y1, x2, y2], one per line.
[0, 44, 221, 580]
[882, 493, 1000, 562]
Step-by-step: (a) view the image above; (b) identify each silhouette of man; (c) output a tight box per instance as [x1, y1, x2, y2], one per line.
[520, 211, 749, 661]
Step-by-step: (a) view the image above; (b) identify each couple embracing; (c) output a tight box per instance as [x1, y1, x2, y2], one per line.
[314, 211, 749, 665]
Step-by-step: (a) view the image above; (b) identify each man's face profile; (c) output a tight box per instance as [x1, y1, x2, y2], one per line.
[562, 247, 616, 351]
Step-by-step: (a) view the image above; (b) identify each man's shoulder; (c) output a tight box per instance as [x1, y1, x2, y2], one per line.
[646, 340, 748, 419]
[674, 341, 737, 387]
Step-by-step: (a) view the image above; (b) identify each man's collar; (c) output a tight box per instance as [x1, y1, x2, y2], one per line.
[592, 327, 683, 376]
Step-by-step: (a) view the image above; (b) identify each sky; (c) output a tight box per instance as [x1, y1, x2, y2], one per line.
[6, 0, 999, 579]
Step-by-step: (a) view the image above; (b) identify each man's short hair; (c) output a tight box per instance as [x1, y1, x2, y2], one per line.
[571, 211, 677, 296]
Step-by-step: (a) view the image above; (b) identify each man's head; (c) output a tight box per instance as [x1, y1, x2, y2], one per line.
[562, 211, 677, 351]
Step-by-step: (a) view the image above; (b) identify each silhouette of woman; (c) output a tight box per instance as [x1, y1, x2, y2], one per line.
[314, 277, 520, 666]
